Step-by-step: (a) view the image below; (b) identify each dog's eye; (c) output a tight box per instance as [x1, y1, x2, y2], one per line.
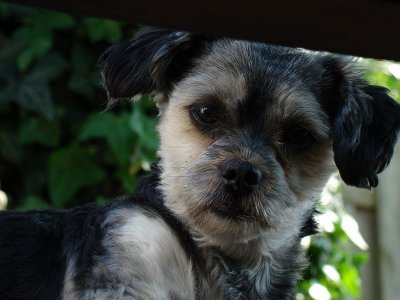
[284, 126, 315, 148]
[191, 106, 220, 125]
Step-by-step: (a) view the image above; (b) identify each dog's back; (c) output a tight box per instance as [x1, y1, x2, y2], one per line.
[0, 203, 106, 299]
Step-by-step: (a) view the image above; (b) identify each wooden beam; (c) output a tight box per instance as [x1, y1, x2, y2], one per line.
[3, 0, 400, 61]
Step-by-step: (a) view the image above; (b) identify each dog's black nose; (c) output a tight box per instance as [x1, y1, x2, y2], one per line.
[221, 160, 262, 194]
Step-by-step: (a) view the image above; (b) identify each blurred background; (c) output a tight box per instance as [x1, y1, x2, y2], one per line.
[0, 3, 399, 299]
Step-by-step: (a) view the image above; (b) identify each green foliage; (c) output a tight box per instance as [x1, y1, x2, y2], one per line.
[49, 146, 107, 207]
[0, 2, 153, 209]
[297, 177, 369, 300]
[363, 59, 400, 103]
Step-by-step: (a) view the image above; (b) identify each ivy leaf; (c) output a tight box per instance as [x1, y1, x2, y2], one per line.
[116, 169, 137, 193]
[14, 27, 52, 70]
[32, 11, 75, 30]
[13, 10, 75, 70]
[79, 112, 135, 166]
[8, 54, 67, 119]
[27, 53, 68, 82]
[68, 43, 98, 98]
[19, 117, 60, 147]
[15, 81, 54, 119]
[17, 195, 50, 211]
[81, 18, 122, 43]
[129, 104, 159, 162]
[49, 146, 106, 207]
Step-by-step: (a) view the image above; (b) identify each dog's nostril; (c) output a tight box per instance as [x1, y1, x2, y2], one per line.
[222, 169, 237, 181]
[243, 167, 262, 186]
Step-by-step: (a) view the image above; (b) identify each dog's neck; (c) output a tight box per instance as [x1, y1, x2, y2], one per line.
[190, 228, 304, 298]
[182, 198, 315, 298]
[192, 218, 304, 266]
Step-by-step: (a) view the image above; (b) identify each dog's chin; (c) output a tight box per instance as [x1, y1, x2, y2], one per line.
[209, 201, 263, 224]
[193, 211, 261, 242]
[185, 198, 276, 243]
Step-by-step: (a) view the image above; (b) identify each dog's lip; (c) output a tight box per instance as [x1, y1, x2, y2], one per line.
[211, 206, 254, 221]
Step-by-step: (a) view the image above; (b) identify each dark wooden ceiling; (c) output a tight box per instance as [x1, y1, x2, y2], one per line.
[3, 0, 400, 61]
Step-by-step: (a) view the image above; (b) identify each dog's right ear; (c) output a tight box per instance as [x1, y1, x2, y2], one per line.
[99, 27, 209, 105]
[319, 56, 400, 189]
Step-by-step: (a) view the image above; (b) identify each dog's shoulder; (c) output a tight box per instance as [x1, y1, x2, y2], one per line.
[66, 171, 197, 299]
[0, 169, 198, 299]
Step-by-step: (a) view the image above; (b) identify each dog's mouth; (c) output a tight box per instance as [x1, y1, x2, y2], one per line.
[209, 202, 257, 222]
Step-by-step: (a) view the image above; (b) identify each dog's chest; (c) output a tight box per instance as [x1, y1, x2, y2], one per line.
[197, 257, 271, 300]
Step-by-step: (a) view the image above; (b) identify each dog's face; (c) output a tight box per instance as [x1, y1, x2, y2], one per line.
[100, 29, 400, 245]
[156, 42, 336, 242]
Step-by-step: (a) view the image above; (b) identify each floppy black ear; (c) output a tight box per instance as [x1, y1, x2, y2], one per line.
[323, 58, 400, 189]
[99, 27, 209, 104]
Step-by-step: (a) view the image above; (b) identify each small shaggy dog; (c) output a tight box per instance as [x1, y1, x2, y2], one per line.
[1, 28, 400, 300]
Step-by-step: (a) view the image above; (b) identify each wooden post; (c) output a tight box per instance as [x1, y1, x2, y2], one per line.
[376, 144, 400, 300]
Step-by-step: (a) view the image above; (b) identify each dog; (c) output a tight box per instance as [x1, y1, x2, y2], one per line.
[1, 27, 400, 300]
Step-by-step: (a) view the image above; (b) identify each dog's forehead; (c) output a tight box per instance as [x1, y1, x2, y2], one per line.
[172, 39, 326, 128]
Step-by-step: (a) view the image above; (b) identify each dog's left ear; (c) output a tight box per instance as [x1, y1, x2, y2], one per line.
[99, 27, 210, 107]
[320, 56, 400, 189]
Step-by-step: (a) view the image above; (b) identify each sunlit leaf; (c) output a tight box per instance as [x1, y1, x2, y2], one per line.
[340, 264, 361, 297]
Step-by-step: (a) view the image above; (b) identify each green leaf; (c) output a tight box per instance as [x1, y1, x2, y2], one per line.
[10, 54, 67, 119]
[82, 18, 122, 43]
[17, 195, 50, 211]
[49, 146, 106, 207]
[68, 43, 98, 98]
[79, 112, 135, 166]
[14, 27, 52, 70]
[26, 53, 68, 82]
[129, 104, 159, 162]
[33, 11, 75, 30]
[116, 169, 137, 193]
[12, 10, 74, 70]
[340, 264, 361, 297]
[19, 117, 60, 147]
[15, 81, 54, 119]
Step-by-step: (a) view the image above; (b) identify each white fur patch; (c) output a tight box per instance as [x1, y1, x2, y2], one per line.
[103, 209, 196, 299]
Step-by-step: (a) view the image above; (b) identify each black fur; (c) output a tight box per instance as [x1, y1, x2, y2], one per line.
[0, 209, 66, 299]
[316, 56, 400, 188]
[333, 85, 400, 188]
[99, 28, 212, 102]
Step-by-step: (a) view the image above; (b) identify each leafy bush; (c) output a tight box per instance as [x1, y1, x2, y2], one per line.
[0, 3, 157, 210]
[1, 3, 399, 299]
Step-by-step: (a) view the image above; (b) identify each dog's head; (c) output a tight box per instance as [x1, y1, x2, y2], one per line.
[100, 28, 400, 245]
